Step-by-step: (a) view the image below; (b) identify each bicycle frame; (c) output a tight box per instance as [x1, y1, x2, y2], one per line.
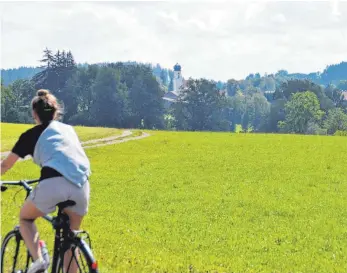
[1, 179, 93, 273]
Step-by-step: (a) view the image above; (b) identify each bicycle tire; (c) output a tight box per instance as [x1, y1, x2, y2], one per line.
[1, 228, 31, 273]
[55, 239, 98, 273]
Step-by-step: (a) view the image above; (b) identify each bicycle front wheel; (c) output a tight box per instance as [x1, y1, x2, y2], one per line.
[55, 239, 98, 273]
[1, 228, 31, 273]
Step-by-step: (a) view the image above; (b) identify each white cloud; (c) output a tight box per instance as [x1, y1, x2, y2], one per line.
[244, 1, 269, 22]
[0, 1, 346, 81]
[331, 0, 341, 17]
[271, 13, 287, 24]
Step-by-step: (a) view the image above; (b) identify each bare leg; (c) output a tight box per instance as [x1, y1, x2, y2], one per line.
[19, 200, 45, 261]
[63, 209, 83, 273]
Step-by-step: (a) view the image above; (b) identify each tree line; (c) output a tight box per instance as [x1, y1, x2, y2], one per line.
[1, 48, 347, 135]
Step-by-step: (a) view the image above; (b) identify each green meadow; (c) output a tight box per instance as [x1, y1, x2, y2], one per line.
[0, 123, 122, 152]
[1, 124, 347, 272]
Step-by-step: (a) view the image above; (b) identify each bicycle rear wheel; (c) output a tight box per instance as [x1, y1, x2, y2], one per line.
[55, 239, 98, 273]
[1, 228, 31, 273]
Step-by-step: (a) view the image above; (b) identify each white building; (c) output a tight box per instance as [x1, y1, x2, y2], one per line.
[342, 91, 347, 101]
[163, 63, 187, 107]
[173, 63, 183, 93]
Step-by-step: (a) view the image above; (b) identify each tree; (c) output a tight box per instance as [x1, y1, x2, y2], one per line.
[226, 79, 240, 96]
[227, 92, 246, 130]
[32, 48, 78, 122]
[276, 70, 289, 77]
[243, 86, 261, 96]
[10, 79, 36, 107]
[1, 79, 35, 123]
[66, 51, 76, 68]
[174, 78, 229, 131]
[324, 84, 344, 107]
[251, 93, 271, 131]
[39, 48, 55, 69]
[323, 108, 347, 134]
[90, 67, 128, 127]
[279, 91, 324, 134]
[265, 99, 286, 132]
[275, 79, 334, 111]
[160, 69, 168, 87]
[259, 76, 276, 91]
[107, 63, 165, 129]
[32, 48, 77, 96]
[168, 78, 174, 91]
[321, 62, 347, 85]
[337, 80, 347, 90]
[67, 64, 109, 125]
[128, 70, 165, 129]
[1, 82, 13, 121]
[227, 92, 270, 132]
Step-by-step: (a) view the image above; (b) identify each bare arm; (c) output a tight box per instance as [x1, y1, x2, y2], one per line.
[1, 152, 19, 175]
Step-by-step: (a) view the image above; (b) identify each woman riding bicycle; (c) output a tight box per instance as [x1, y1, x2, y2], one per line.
[1, 89, 91, 273]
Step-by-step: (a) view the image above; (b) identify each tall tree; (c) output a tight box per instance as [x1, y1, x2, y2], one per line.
[265, 99, 286, 132]
[128, 67, 165, 129]
[279, 91, 324, 134]
[227, 91, 246, 130]
[174, 78, 229, 131]
[275, 79, 334, 111]
[324, 84, 344, 107]
[1, 79, 35, 123]
[160, 69, 168, 87]
[90, 67, 128, 127]
[337, 80, 347, 91]
[39, 48, 55, 69]
[227, 92, 270, 132]
[226, 79, 240, 96]
[66, 51, 76, 68]
[323, 108, 347, 134]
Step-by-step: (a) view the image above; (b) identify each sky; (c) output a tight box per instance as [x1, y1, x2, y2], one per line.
[0, 0, 346, 81]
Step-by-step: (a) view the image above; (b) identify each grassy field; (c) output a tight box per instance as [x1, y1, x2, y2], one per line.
[0, 122, 122, 152]
[1, 125, 347, 272]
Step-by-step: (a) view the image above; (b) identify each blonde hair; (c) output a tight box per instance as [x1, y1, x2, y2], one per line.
[31, 89, 61, 123]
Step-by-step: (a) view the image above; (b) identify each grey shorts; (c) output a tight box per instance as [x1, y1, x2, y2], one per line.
[28, 176, 90, 216]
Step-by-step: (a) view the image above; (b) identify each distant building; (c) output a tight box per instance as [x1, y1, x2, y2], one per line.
[264, 90, 276, 101]
[163, 63, 187, 107]
[342, 91, 347, 101]
[162, 63, 228, 108]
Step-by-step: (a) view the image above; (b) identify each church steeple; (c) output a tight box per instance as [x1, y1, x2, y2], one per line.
[173, 63, 183, 93]
[174, 63, 181, 72]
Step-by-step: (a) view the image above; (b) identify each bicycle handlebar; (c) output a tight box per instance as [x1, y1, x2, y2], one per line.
[1, 179, 40, 192]
[1, 179, 55, 223]
[1, 179, 40, 185]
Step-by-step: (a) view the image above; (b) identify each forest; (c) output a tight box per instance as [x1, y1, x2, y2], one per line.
[1, 48, 347, 135]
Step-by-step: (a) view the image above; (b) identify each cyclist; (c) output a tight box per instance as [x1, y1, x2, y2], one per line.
[1, 89, 91, 273]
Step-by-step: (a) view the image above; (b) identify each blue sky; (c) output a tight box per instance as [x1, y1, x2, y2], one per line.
[1, 0, 346, 81]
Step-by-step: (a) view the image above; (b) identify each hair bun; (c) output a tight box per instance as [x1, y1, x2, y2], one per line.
[37, 89, 50, 97]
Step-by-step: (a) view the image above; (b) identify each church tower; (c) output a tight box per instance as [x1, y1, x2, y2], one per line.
[173, 63, 183, 93]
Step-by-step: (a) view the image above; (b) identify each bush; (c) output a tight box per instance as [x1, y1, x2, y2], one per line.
[334, 130, 347, 136]
[68, 112, 94, 126]
[306, 122, 327, 135]
[235, 124, 243, 133]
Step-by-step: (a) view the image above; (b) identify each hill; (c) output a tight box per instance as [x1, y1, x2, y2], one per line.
[2, 61, 347, 88]
[1, 62, 173, 89]
[1, 67, 43, 86]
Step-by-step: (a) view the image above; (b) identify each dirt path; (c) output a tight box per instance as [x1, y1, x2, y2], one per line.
[81, 130, 132, 145]
[0, 130, 150, 161]
[83, 132, 150, 149]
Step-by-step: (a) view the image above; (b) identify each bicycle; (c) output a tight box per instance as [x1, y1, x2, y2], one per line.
[1, 179, 99, 273]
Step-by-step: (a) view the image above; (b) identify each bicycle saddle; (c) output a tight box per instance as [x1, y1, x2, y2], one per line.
[56, 200, 76, 210]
